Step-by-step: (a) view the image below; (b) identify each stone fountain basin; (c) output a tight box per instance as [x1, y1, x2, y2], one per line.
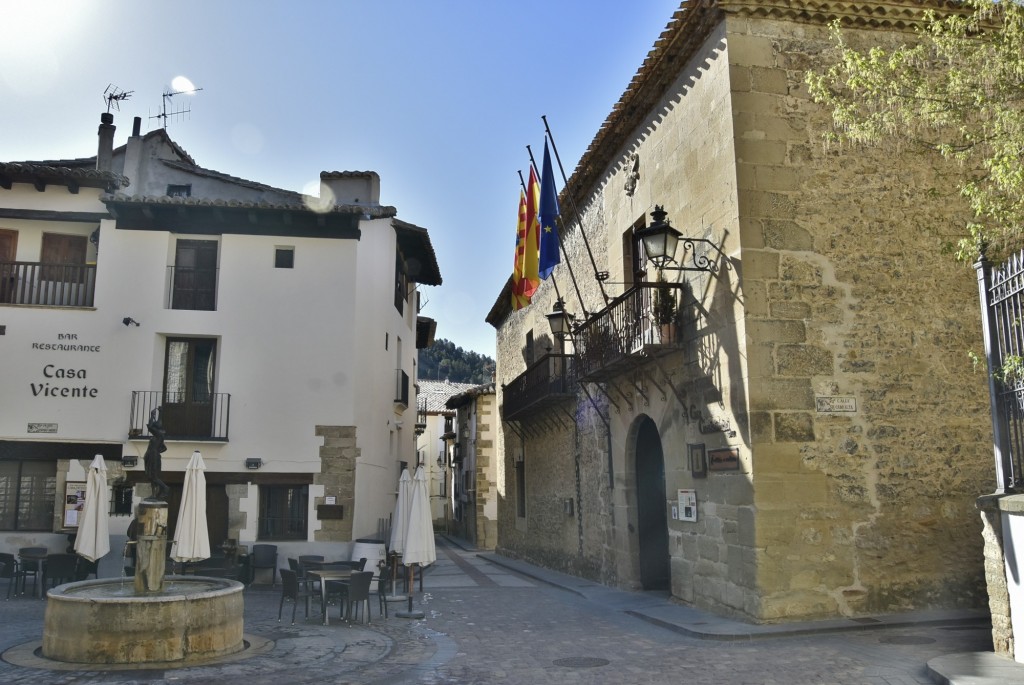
[43, 576, 245, 665]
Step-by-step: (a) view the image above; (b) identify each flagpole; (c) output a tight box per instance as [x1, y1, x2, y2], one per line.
[542, 115, 610, 308]
[527, 145, 587, 320]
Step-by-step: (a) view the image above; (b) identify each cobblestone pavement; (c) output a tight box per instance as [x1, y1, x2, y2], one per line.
[0, 538, 996, 684]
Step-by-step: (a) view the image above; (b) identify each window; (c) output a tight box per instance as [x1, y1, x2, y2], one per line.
[394, 252, 408, 313]
[167, 184, 192, 198]
[162, 338, 217, 438]
[259, 485, 308, 540]
[0, 460, 57, 530]
[515, 456, 526, 518]
[111, 484, 134, 516]
[171, 239, 218, 311]
[274, 247, 294, 269]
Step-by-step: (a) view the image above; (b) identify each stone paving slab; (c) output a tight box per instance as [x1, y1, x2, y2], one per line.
[0, 538, 1015, 684]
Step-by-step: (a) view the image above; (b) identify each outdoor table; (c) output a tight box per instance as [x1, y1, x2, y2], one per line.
[306, 568, 353, 625]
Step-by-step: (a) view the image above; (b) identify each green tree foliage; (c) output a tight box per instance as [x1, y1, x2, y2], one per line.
[806, 0, 1024, 259]
[418, 338, 495, 384]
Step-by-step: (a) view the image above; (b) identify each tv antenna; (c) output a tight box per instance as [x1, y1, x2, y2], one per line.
[103, 84, 133, 113]
[150, 78, 203, 128]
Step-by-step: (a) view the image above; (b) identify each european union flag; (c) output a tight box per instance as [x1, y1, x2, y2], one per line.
[538, 140, 561, 280]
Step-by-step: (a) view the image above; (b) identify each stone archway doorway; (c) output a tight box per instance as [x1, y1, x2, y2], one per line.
[635, 416, 670, 591]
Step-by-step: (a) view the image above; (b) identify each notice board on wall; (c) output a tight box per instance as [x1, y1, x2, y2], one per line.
[63, 482, 86, 528]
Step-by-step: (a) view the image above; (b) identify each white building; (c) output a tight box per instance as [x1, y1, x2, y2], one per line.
[0, 113, 440, 566]
[415, 379, 477, 529]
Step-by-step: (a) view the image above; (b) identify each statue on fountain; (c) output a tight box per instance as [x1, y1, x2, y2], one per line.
[144, 407, 170, 500]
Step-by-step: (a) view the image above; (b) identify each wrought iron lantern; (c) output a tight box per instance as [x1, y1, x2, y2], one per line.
[545, 297, 575, 339]
[634, 205, 682, 269]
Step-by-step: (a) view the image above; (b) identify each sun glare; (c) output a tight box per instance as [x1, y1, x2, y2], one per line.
[171, 76, 196, 93]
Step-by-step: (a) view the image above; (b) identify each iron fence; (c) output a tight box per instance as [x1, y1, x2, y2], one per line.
[979, 250, 1024, 492]
[129, 391, 231, 441]
[502, 353, 576, 421]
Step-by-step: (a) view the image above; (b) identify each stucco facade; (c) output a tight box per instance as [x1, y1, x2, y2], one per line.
[0, 114, 440, 563]
[489, 0, 991, 622]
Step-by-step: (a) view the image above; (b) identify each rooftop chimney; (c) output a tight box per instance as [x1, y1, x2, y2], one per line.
[96, 112, 115, 172]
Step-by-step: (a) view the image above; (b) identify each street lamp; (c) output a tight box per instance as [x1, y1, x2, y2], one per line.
[546, 297, 575, 340]
[634, 205, 723, 273]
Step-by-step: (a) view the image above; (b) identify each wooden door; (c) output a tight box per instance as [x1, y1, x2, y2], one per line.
[41, 233, 87, 281]
[0, 229, 16, 303]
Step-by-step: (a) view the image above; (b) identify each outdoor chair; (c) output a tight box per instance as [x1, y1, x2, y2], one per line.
[297, 554, 324, 566]
[277, 569, 313, 625]
[75, 557, 99, 581]
[17, 547, 47, 597]
[251, 544, 278, 586]
[0, 553, 25, 600]
[339, 571, 374, 624]
[43, 553, 79, 591]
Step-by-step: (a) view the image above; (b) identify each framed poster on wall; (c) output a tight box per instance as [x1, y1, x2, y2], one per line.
[678, 489, 697, 522]
[63, 482, 86, 528]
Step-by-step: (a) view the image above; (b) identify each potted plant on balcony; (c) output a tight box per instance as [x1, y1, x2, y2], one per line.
[653, 271, 677, 344]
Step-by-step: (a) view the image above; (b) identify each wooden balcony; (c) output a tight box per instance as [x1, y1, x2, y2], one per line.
[574, 282, 688, 382]
[502, 353, 576, 421]
[0, 261, 96, 307]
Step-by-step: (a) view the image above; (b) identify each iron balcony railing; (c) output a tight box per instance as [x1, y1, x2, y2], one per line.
[502, 353, 576, 421]
[574, 281, 688, 381]
[129, 391, 231, 441]
[167, 265, 218, 311]
[395, 369, 410, 406]
[0, 261, 97, 307]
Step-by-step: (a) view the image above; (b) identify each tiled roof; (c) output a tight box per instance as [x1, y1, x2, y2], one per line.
[0, 161, 129, 190]
[446, 382, 497, 409]
[101, 191, 397, 217]
[418, 380, 478, 413]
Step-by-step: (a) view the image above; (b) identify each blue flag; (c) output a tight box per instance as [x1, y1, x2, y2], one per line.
[538, 140, 561, 280]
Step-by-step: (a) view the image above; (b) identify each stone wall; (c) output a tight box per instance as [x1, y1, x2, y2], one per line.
[314, 425, 358, 541]
[728, 13, 989, 619]
[494, 1, 991, 623]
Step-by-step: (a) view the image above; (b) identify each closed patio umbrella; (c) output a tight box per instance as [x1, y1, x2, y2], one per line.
[396, 465, 435, 619]
[402, 465, 436, 567]
[74, 455, 110, 563]
[172, 450, 210, 563]
[389, 468, 413, 555]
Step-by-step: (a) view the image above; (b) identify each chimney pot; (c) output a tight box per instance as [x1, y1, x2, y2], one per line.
[132, 117, 141, 137]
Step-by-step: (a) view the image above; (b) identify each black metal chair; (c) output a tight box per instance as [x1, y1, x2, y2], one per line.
[17, 547, 47, 597]
[251, 544, 278, 586]
[43, 553, 79, 591]
[0, 553, 25, 600]
[339, 571, 374, 624]
[75, 557, 99, 581]
[277, 568, 312, 625]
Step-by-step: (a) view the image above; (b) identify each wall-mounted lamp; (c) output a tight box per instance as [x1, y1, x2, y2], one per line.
[634, 205, 724, 273]
[122, 317, 141, 327]
[122, 455, 138, 468]
[245, 458, 263, 470]
[545, 297, 575, 340]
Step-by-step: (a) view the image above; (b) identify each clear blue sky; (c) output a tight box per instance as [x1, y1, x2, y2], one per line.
[0, 0, 681, 358]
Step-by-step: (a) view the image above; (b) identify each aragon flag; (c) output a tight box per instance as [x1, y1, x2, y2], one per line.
[511, 189, 530, 310]
[522, 166, 541, 296]
[538, 140, 561, 279]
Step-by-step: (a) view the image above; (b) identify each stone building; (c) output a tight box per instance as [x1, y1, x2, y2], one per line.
[488, 0, 992, 622]
[415, 379, 477, 530]
[0, 112, 440, 566]
[446, 383, 498, 549]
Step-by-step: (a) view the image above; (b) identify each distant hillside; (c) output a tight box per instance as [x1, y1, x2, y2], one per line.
[418, 338, 495, 384]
